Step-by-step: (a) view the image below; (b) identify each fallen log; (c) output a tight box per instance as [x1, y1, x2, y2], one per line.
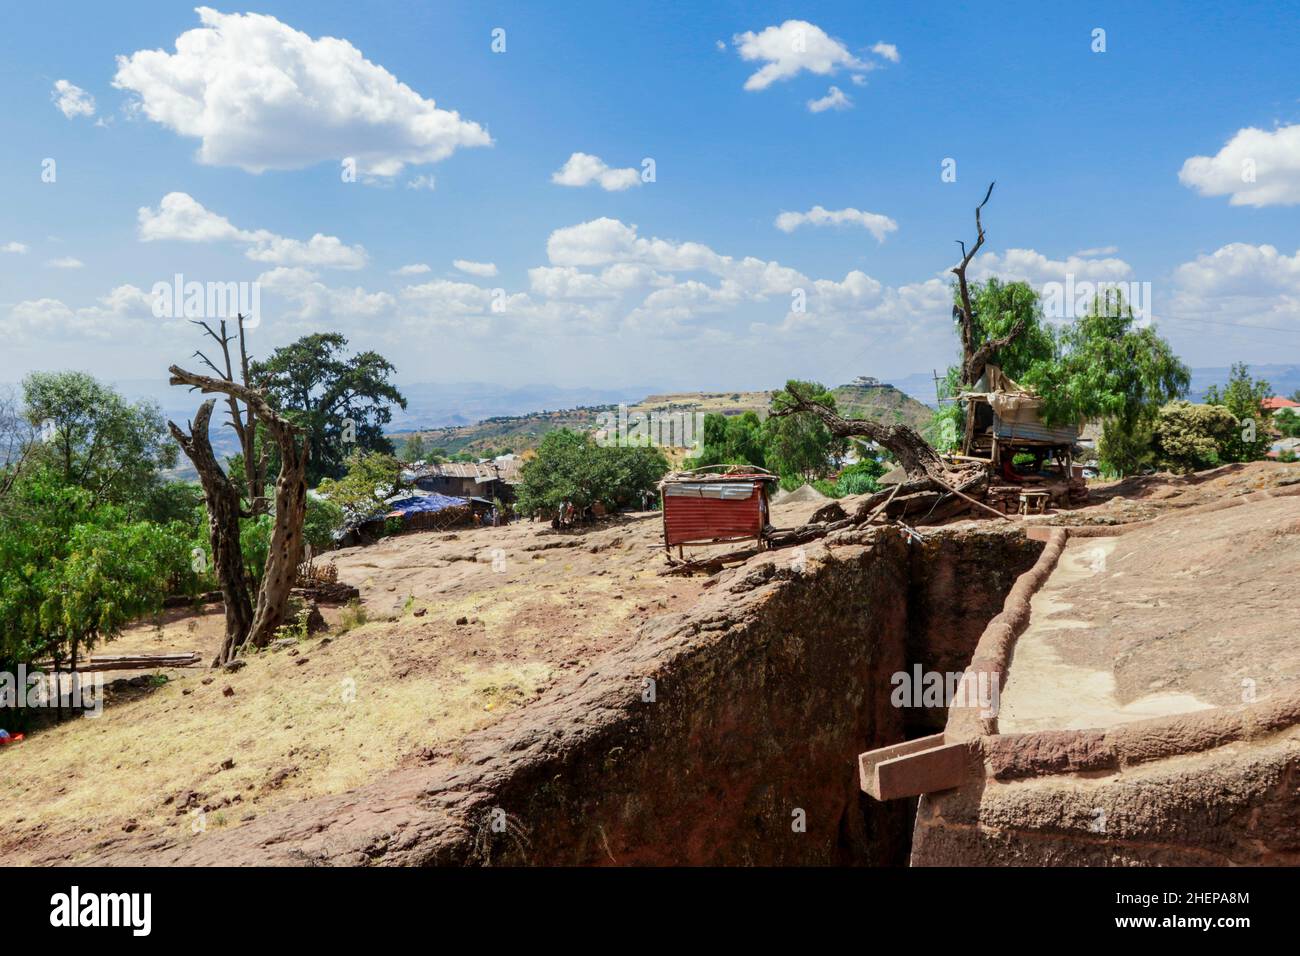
[34, 652, 203, 672]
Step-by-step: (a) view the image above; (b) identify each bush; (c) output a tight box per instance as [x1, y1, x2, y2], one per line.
[517, 429, 669, 514]
[1152, 401, 1238, 473]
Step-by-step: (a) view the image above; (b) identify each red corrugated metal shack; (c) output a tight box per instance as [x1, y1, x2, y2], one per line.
[659, 467, 779, 557]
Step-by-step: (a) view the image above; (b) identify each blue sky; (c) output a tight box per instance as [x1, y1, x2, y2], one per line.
[2, 1, 1299, 395]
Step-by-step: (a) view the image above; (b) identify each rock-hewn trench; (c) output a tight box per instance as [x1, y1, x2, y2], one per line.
[90, 525, 1041, 867]
[455, 524, 1041, 866]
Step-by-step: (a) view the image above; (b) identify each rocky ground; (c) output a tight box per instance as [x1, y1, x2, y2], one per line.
[4, 463, 1299, 865]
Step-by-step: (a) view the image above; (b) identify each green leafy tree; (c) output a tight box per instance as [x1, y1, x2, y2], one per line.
[955, 278, 1056, 384]
[835, 460, 884, 495]
[252, 333, 407, 484]
[315, 451, 404, 519]
[401, 433, 429, 462]
[302, 495, 346, 551]
[1274, 408, 1300, 439]
[764, 381, 844, 480]
[39, 518, 186, 666]
[0, 468, 189, 674]
[21, 372, 177, 509]
[1152, 401, 1239, 473]
[517, 429, 668, 515]
[1205, 363, 1272, 462]
[1029, 293, 1189, 475]
[687, 411, 766, 469]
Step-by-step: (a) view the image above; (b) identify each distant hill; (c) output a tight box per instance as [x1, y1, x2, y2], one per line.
[393, 381, 936, 456]
[108, 364, 1298, 477]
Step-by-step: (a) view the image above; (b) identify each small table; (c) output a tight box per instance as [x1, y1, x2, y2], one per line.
[1019, 490, 1050, 515]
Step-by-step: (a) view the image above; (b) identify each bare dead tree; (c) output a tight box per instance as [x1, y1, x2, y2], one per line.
[168, 315, 309, 663]
[951, 182, 1027, 388]
[168, 401, 254, 664]
[189, 316, 269, 513]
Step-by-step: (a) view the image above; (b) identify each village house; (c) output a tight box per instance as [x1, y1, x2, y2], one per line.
[405, 457, 522, 503]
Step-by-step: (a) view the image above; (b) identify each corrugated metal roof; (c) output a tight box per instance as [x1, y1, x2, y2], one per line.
[409, 460, 522, 482]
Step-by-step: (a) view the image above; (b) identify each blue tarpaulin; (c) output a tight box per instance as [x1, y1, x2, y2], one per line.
[384, 493, 470, 517]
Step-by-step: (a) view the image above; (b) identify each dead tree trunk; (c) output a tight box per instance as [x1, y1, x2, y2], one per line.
[771, 382, 992, 525]
[169, 366, 310, 652]
[773, 383, 950, 481]
[168, 400, 255, 664]
[950, 182, 1025, 454]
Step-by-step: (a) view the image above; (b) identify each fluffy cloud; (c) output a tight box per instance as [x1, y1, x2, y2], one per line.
[543, 218, 820, 334]
[732, 20, 873, 91]
[871, 42, 900, 63]
[392, 263, 431, 276]
[112, 7, 491, 176]
[46, 257, 84, 269]
[1172, 243, 1300, 297]
[256, 266, 395, 326]
[807, 86, 851, 113]
[1179, 124, 1300, 207]
[774, 206, 897, 241]
[547, 218, 727, 273]
[970, 247, 1133, 286]
[2, 242, 28, 254]
[51, 80, 95, 119]
[2, 285, 157, 341]
[453, 259, 498, 277]
[138, 192, 368, 269]
[551, 152, 641, 191]
[1166, 243, 1300, 339]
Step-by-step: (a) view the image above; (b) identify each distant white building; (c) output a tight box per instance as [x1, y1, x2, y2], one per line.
[850, 376, 882, 387]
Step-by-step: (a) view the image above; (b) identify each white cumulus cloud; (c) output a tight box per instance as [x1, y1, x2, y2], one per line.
[971, 247, 1134, 286]
[774, 206, 898, 242]
[1179, 124, 1300, 207]
[732, 20, 873, 91]
[551, 152, 641, 191]
[807, 86, 852, 113]
[112, 7, 491, 176]
[2, 242, 29, 254]
[871, 42, 900, 63]
[453, 259, 498, 277]
[137, 192, 368, 269]
[52, 80, 95, 119]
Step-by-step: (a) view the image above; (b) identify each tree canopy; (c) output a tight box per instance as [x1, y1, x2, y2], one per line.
[21, 371, 177, 510]
[1205, 362, 1272, 462]
[517, 429, 668, 515]
[252, 333, 407, 485]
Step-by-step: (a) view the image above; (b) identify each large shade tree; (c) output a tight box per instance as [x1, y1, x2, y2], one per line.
[252, 333, 407, 485]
